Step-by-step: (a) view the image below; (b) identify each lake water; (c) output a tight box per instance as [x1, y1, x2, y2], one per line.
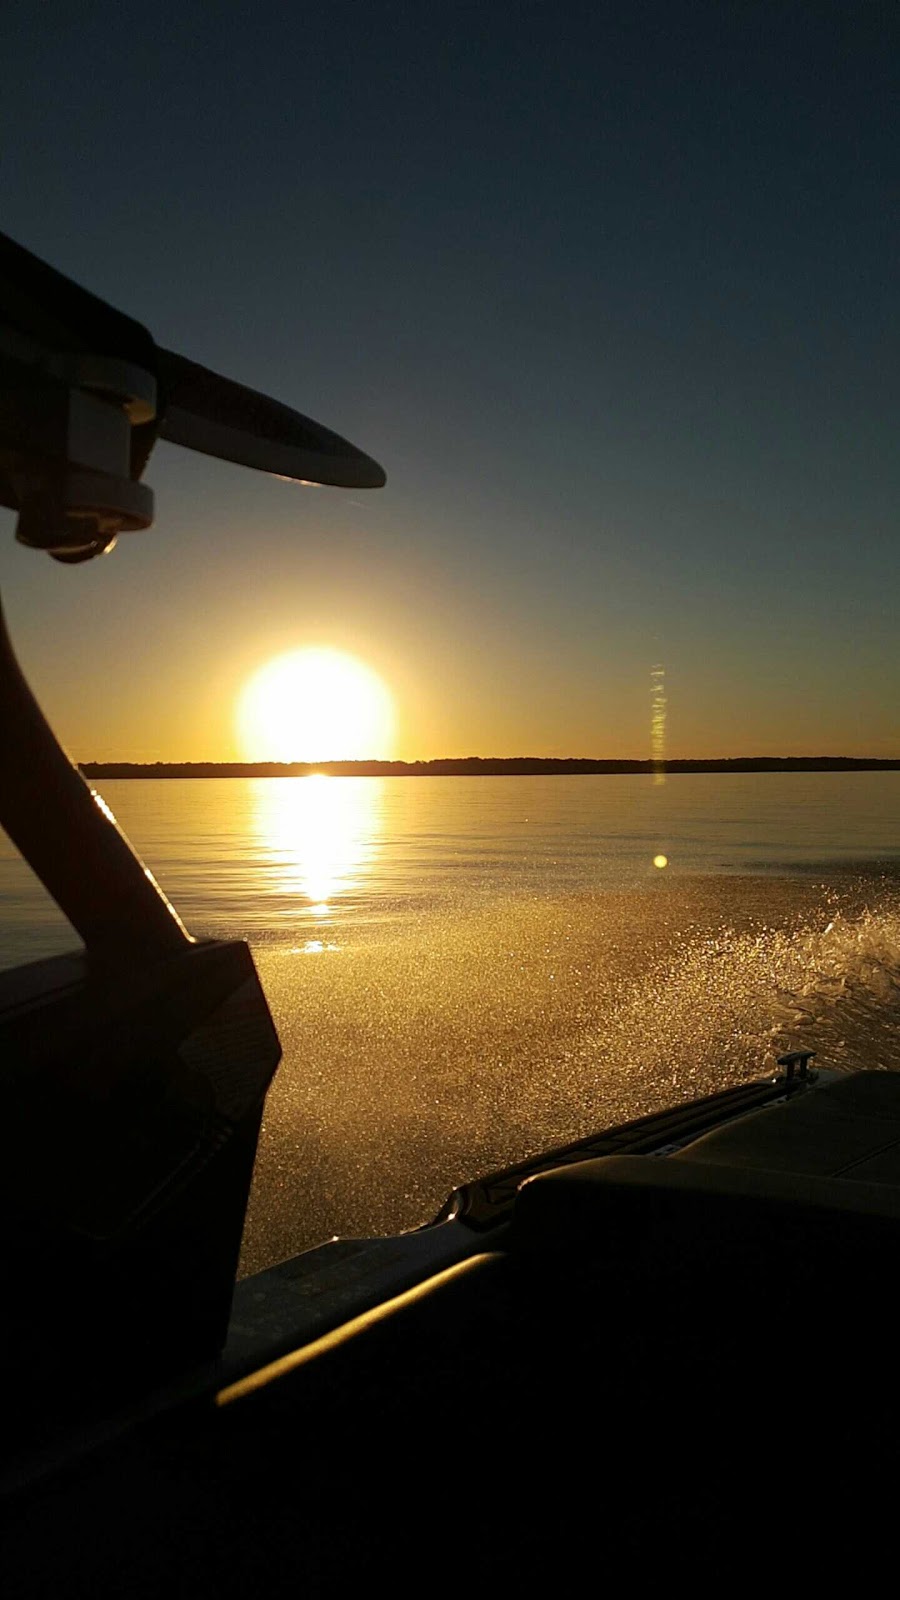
[2, 772, 900, 1274]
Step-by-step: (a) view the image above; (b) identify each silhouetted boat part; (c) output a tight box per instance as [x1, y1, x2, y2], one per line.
[0, 233, 896, 1588]
[0, 231, 384, 564]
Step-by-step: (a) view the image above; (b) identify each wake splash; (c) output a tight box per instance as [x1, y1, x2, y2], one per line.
[246, 871, 900, 1271]
[772, 903, 900, 1072]
[583, 882, 900, 1116]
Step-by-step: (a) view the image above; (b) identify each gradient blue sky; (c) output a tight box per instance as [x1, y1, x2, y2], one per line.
[1, 1, 897, 759]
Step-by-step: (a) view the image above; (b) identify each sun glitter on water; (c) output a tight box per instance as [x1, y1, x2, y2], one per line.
[237, 647, 395, 762]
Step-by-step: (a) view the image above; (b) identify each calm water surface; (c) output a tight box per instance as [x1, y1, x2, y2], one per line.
[2, 772, 899, 1272]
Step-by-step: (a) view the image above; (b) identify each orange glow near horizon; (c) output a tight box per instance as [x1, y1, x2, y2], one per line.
[237, 648, 396, 763]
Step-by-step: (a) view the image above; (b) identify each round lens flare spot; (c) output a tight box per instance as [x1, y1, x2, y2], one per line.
[237, 648, 395, 763]
[653, 854, 669, 869]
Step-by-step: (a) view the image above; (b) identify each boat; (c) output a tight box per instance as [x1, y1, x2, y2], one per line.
[1, 231, 897, 1590]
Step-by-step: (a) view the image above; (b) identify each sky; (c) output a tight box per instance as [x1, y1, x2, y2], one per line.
[1, 0, 897, 761]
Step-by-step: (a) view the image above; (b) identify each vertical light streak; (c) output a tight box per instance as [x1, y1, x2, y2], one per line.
[651, 664, 666, 786]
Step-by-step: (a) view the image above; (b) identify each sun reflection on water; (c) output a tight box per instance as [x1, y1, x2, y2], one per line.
[250, 775, 383, 922]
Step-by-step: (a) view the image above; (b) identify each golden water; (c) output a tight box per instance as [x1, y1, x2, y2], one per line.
[1, 773, 898, 1272]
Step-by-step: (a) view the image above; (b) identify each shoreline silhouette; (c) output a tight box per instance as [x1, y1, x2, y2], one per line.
[79, 757, 900, 779]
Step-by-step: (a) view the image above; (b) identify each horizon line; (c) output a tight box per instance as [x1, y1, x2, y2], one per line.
[78, 755, 900, 777]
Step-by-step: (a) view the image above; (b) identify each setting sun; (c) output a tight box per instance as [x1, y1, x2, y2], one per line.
[237, 648, 395, 762]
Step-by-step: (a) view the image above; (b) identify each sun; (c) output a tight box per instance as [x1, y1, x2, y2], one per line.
[237, 648, 395, 762]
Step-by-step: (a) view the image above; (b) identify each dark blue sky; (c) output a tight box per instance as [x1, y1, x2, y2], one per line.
[1, 1, 897, 758]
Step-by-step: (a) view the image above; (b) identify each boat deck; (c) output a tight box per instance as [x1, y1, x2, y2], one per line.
[4, 1070, 900, 1589]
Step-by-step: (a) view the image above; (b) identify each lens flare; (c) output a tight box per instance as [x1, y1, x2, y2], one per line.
[651, 664, 666, 785]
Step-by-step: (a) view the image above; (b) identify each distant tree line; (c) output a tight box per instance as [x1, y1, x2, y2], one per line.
[78, 756, 900, 778]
